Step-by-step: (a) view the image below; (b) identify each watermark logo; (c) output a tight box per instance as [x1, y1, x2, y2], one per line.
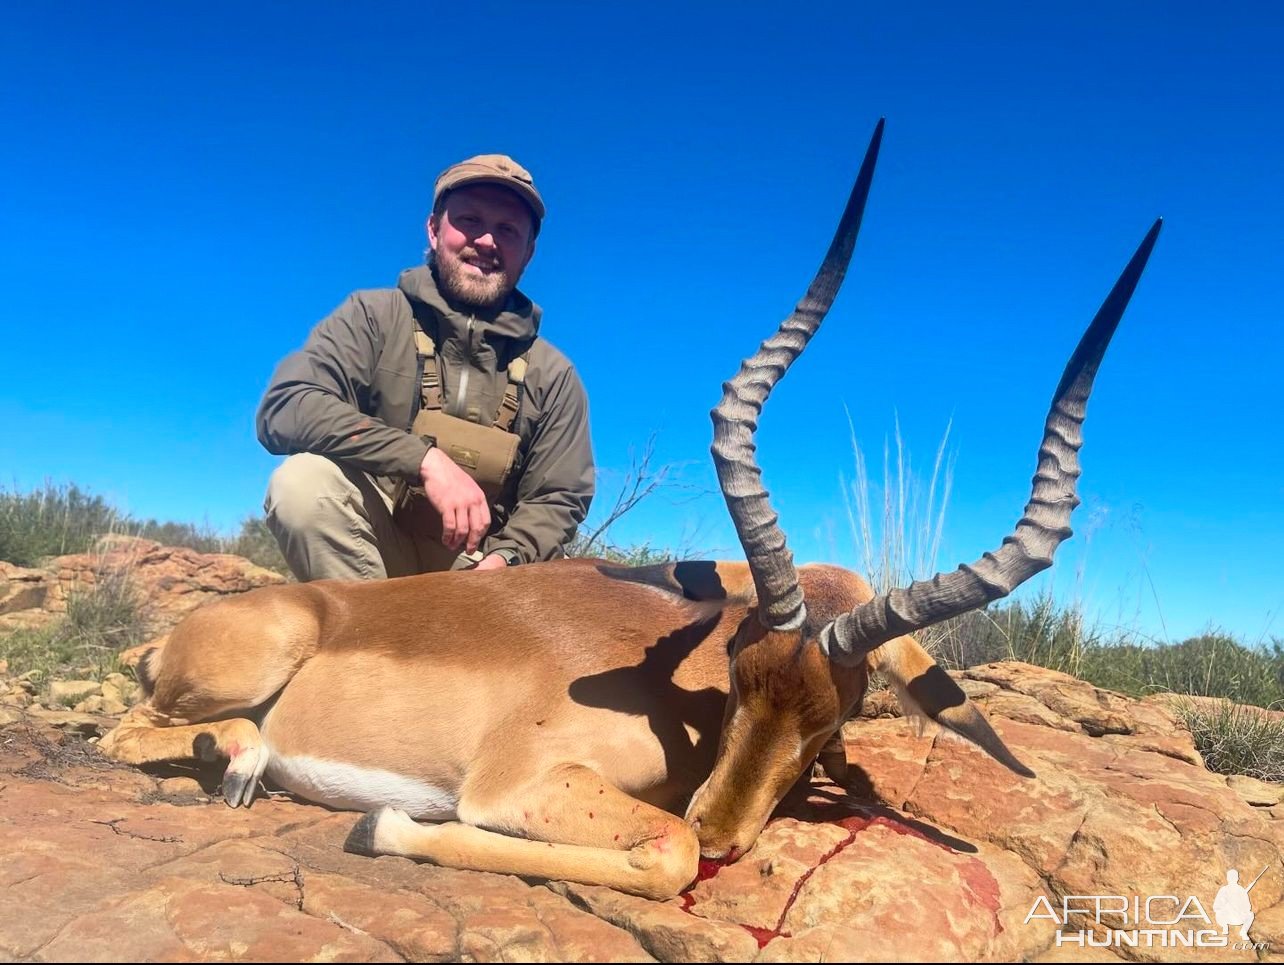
[1214, 869, 1256, 941]
[1025, 866, 1271, 951]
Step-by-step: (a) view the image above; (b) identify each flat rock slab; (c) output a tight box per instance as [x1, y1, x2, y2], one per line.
[3, 662, 1283, 962]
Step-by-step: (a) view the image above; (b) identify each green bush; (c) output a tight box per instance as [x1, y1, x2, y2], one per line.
[566, 532, 675, 566]
[0, 482, 293, 686]
[133, 518, 225, 554]
[0, 563, 150, 684]
[836, 425, 1284, 712]
[0, 482, 291, 577]
[935, 599, 1284, 710]
[1177, 699, 1284, 783]
[0, 623, 86, 683]
[0, 482, 123, 565]
[1128, 634, 1284, 709]
[226, 516, 291, 575]
[62, 565, 151, 657]
[934, 592, 1100, 677]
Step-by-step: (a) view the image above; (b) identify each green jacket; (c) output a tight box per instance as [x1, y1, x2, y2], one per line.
[257, 266, 595, 564]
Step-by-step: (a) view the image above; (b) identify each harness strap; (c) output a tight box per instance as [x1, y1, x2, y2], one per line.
[412, 330, 444, 411]
[412, 328, 528, 430]
[494, 355, 526, 432]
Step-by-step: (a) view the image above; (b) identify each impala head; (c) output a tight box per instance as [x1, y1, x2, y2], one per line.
[685, 567, 871, 859]
[686, 119, 1161, 860]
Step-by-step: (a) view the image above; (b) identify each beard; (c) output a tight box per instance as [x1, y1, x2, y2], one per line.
[431, 245, 517, 310]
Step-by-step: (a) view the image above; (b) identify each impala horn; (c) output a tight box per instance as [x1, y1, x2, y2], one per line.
[711, 119, 884, 630]
[820, 218, 1162, 664]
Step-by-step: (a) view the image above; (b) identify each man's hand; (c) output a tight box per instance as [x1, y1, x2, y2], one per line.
[419, 447, 490, 553]
[473, 554, 508, 572]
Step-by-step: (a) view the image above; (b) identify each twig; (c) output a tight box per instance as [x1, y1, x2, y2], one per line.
[579, 434, 670, 556]
[219, 865, 305, 910]
[90, 817, 181, 843]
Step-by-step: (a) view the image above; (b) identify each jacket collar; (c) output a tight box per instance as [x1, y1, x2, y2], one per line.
[398, 265, 541, 347]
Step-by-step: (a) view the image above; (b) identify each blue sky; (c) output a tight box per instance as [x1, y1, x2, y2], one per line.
[2, 2, 1281, 644]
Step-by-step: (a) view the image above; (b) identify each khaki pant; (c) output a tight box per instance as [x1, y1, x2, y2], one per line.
[263, 453, 480, 582]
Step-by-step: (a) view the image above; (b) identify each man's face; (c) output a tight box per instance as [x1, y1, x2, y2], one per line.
[427, 184, 537, 309]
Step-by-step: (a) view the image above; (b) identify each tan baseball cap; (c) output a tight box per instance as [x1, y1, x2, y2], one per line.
[433, 153, 546, 222]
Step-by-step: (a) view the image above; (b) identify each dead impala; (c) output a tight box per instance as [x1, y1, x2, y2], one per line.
[99, 121, 1160, 900]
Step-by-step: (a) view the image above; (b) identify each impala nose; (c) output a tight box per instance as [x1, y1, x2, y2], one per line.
[698, 844, 743, 862]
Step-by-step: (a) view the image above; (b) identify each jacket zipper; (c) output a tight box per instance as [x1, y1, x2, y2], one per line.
[450, 315, 475, 419]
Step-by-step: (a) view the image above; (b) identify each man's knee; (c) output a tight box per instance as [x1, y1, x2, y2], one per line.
[264, 453, 356, 532]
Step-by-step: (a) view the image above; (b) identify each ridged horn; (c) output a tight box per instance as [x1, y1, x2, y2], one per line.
[711, 119, 884, 630]
[820, 218, 1162, 664]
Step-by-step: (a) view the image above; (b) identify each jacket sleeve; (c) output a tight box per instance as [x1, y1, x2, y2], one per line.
[483, 362, 595, 563]
[256, 293, 428, 480]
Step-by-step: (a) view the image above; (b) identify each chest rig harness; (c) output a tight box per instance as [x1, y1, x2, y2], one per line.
[391, 311, 531, 536]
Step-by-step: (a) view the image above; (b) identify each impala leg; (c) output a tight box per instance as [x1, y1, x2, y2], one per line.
[98, 704, 270, 808]
[345, 764, 700, 900]
[815, 729, 848, 782]
[97, 591, 321, 806]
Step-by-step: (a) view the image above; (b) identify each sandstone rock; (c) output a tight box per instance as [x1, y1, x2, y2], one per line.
[50, 679, 101, 706]
[0, 561, 48, 615]
[957, 677, 1001, 699]
[554, 881, 757, 961]
[857, 687, 900, 718]
[25, 707, 115, 736]
[963, 662, 1136, 735]
[0, 608, 59, 634]
[1147, 692, 1284, 725]
[65, 536, 286, 629]
[73, 695, 129, 715]
[1228, 773, 1284, 806]
[157, 776, 207, 797]
[1256, 902, 1284, 952]
[2, 688, 33, 708]
[38, 875, 400, 962]
[2, 661, 1283, 962]
[1030, 943, 1129, 962]
[101, 671, 139, 706]
[103, 695, 129, 715]
[299, 872, 466, 961]
[0, 537, 288, 648]
[1099, 729, 1205, 767]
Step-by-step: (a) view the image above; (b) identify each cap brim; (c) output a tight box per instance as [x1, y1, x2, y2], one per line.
[440, 174, 545, 221]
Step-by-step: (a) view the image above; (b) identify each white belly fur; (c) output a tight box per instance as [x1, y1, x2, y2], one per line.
[265, 751, 458, 820]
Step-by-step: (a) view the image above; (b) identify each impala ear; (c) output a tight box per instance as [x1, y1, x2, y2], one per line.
[870, 637, 1035, 777]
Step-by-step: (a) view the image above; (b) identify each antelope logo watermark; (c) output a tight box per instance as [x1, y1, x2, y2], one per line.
[1025, 866, 1271, 951]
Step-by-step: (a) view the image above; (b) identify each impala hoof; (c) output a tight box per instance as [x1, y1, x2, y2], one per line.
[344, 808, 387, 857]
[221, 742, 269, 808]
[221, 769, 257, 809]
